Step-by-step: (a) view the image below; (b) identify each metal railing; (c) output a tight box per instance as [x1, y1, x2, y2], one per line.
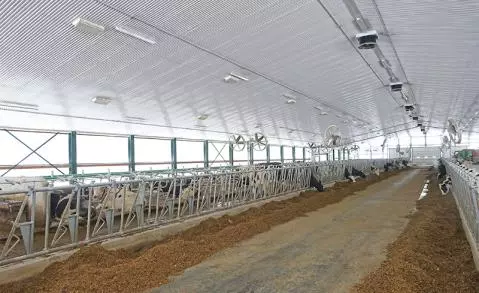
[0, 159, 388, 265]
[443, 159, 479, 247]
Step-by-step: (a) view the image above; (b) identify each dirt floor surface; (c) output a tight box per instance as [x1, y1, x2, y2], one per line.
[353, 174, 479, 293]
[0, 170, 403, 293]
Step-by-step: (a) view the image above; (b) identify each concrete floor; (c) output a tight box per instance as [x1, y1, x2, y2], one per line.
[149, 170, 424, 293]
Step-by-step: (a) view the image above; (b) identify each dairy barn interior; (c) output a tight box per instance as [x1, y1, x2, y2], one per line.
[0, 1, 479, 292]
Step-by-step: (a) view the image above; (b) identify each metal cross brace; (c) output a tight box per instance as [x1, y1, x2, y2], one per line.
[2, 130, 65, 176]
[210, 142, 227, 165]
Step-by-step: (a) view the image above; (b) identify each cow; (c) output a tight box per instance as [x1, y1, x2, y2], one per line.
[370, 165, 380, 176]
[437, 161, 447, 181]
[439, 176, 452, 195]
[344, 168, 361, 182]
[352, 167, 366, 178]
[254, 162, 324, 192]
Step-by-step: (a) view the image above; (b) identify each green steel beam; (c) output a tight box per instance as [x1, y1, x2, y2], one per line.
[248, 143, 254, 165]
[338, 148, 341, 161]
[303, 147, 306, 162]
[326, 152, 330, 161]
[68, 131, 77, 175]
[204, 140, 209, 168]
[292, 146, 296, 162]
[229, 143, 234, 166]
[170, 138, 177, 171]
[128, 135, 135, 172]
[332, 149, 335, 161]
[266, 145, 271, 163]
[280, 145, 284, 163]
[348, 150, 350, 160]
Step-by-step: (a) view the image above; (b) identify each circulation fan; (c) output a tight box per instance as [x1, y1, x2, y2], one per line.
[229, 134, 247, 151]
[447, 119, 462, 145]
[229, 132, 268, 152]
[323, 125, 342, 147]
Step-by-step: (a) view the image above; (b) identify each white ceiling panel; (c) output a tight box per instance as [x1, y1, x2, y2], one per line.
[0, 0, 477, 145]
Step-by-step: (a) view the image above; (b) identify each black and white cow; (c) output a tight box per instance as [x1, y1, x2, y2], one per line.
[344, 167, 366, 182]
[255, 162, 324, 192]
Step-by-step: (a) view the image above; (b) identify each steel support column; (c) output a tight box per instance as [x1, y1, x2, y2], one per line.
[229, 143, 234, 166]
[266, 145, 271, 163]
[338, 148, 341, 161]
[332, 149, 336, 161]
[68, 131, 77, 175]
[280, 146, 284, 163]
[292, 146, 296, 162]
[303, 147, 306, 162]
[204, 140, 209, 168]
[170, 138, 177, 171]
[128, 135, 135, 172]
[248, 143, 254, 165]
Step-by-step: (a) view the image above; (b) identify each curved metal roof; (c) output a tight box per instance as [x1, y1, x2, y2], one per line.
[0, 0, 477, 144]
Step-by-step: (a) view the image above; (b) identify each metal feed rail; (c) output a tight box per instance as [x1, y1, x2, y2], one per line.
[0, 159, 388, 265]
[443, 160, 479, 247]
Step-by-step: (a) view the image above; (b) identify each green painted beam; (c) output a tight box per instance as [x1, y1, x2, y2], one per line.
[303, 147, 306, 162]
[170, 138, 177, 171]
[292, 146, 296, 162]
[204, 140, 209, 168]
[229, 143, 234, 166]
[68, 131, 77, 175]
[128, 135, 135, 172]
[332, 149, 335, 161]
[248, 143, 254, 165]
[266, 145, 271, 163]
[280, 145, 284, 163]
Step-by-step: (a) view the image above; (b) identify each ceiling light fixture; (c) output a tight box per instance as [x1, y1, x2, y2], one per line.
[197, 114, 209, 120]
[72, 17, 105, 34]
[91, 96, 112, 105]
[285, 99, 296, 105]
[229, 73, 248, 81]
[115, 26, 156, 44]
[0, 100, 39, 110]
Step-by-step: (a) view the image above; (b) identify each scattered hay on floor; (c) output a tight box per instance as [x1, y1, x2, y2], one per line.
[353, 174, 479, 293]
[1, 171, 403, 293]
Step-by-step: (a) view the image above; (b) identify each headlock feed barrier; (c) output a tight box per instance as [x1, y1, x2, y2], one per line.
[0, 159, 389, 265]
[443, 159, 479, 251]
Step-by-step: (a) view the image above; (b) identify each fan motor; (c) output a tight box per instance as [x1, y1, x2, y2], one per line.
[355, 30, 378, 50]
[390, 82, 403, 92]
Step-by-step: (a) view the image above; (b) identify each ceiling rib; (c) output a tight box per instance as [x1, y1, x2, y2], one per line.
[94, 0, 369, 125]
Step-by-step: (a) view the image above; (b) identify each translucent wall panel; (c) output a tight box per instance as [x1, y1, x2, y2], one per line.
[304, 148, 312, 161]
[77, 135, 128, 173]
[208, 142, 230, 167]
[176, 140, 203, 167]
[0, 131, 68, 177]
[270, 145, 281, 162]
[295, 147, 304, 161]
[283, 146, 293, 163]
[135, 138, 171, 171]
[233, 147, 249, 166]
[253, 148, 267, 163]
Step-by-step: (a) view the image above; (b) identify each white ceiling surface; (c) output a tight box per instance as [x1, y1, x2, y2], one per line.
[0, 0, 477, 145]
